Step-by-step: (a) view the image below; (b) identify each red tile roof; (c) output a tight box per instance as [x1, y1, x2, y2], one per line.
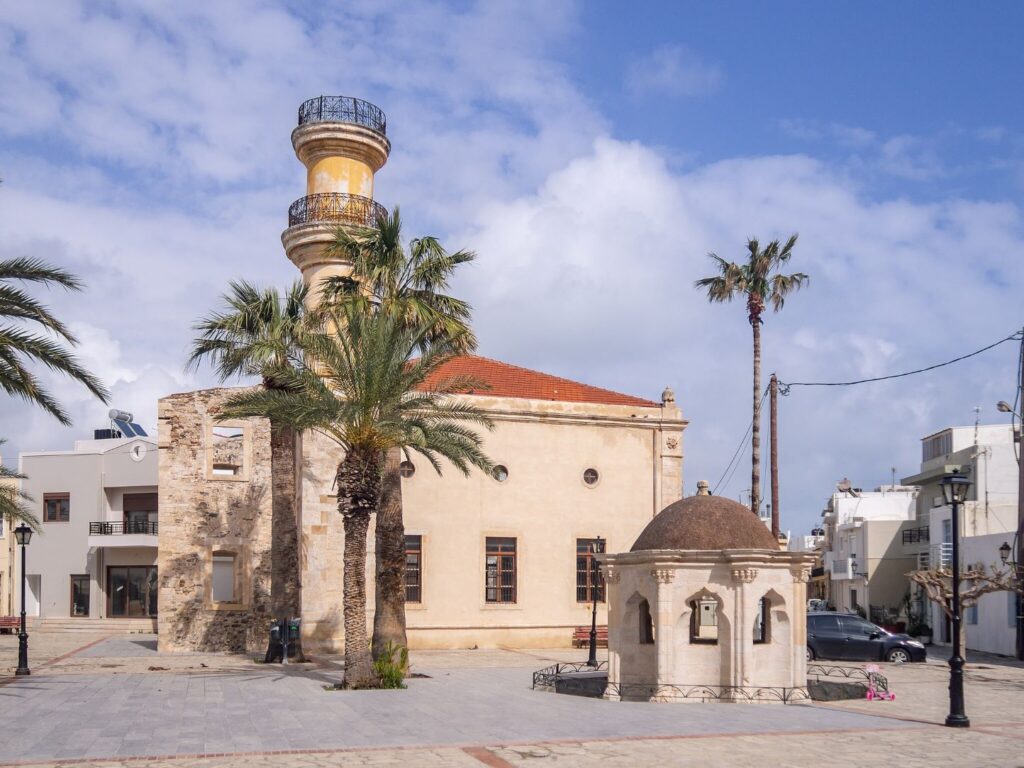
[418, 355, 659, 408]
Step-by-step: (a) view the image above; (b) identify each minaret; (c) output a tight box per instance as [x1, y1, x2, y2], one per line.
[282, 95, 391, 303]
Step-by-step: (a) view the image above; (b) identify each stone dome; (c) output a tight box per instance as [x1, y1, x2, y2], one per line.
[631, 491, 778, 552]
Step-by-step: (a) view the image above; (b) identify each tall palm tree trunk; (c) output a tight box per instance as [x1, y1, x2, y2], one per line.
[337, 448, 382, 688]
[749, 302, 762, 516]
[372, 447, 408, 659]
[270, 424, 302, 658]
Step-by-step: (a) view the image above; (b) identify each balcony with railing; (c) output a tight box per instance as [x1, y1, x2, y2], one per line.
[87, 520, 158, 548]
[297, 96, 387, 136]
[287, 192, 387, 229]
[902, 526, 930, 544]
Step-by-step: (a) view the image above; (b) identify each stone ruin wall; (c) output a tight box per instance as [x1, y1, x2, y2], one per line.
[157, 387, 276, 653]
[297, 430, 351, 652]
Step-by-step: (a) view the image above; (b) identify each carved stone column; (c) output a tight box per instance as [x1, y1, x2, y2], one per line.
[791, 567, 810, 688]
[603, 567, 622, 700]
[731, 568, 758, 690]
[652, 568, 676, 697]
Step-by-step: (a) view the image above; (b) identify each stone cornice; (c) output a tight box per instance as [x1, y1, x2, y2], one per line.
[603, 549, 817, 569]
[290, 122, 391, 172]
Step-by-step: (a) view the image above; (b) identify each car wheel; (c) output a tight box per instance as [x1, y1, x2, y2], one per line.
[806, 646, 815, 662]
[886, 648, 910, 664]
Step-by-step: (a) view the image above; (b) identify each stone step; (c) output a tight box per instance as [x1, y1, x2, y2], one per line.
[29, 618, 156, 634]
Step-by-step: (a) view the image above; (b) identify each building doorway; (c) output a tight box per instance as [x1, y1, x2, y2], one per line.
[70, 575, 90, 617]
[107, 566, 157, 617]
[25, 575, 41, 617]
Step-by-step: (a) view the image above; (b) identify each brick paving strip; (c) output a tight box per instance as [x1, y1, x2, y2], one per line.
[0, 635, 111, 686]
[0, 723, 960, 768]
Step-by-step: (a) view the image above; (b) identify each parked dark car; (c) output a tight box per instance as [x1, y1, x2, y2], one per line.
[807, 612, 927, 663]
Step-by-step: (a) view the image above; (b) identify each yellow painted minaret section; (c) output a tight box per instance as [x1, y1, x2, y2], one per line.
[282, 95, 391, 304]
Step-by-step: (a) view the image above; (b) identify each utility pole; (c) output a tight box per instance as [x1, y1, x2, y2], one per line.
[770, 373, 780, 542]
[1017, 333, 1024, 661]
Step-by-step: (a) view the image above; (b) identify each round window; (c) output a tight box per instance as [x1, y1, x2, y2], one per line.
[583, 468, 599, 486]
[491, 464, 509, 483]
[130, 442, 147, 463]
[399, 461, 416, 479]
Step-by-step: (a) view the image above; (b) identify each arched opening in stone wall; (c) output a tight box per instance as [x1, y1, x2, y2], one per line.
[638, 598, 655, 644]
[688, 590, 720, 645]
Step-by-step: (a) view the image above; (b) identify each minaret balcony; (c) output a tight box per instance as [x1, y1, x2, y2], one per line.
[287, 192, 387, 229]
[297, 95, 387, 136]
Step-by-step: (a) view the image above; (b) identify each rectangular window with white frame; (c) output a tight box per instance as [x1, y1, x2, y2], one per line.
[485, 537, 516, 604]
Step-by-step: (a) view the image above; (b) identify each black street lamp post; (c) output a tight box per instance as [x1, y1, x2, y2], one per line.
[587, 536, 604, 668]
[940, 471, 972, 728]
[14, 523, 33, 677]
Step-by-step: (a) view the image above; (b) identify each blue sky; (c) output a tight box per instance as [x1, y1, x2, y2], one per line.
[1, 1, 1022, 536]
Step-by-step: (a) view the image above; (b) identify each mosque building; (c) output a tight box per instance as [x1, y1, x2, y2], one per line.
[156, 96, 686, 653]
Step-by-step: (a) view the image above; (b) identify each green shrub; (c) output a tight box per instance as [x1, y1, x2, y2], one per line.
[373, 641, 409, 689]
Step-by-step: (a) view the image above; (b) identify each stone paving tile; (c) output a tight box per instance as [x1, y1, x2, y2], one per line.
[0, 663, 911, 764]
[491, 728, 1024, 768]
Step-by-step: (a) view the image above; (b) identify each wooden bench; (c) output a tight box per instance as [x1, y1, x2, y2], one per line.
[572, 625, 608, 648]
[0, 617, 21, 634]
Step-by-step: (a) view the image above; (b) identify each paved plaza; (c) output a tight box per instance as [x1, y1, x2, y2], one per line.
[1, 633, 1022, 767]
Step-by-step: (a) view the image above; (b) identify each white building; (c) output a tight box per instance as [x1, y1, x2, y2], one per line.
[820, 481, 919, 624]
[15, 428, 158, 630]
[902, 424, 1018, 654]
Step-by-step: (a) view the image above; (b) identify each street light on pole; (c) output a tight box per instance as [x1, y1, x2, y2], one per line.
[940, 471, 972, 728]
[587, 536, 604, 668]
[996, 397, 1023, 661]
[14, 523, 33, 677]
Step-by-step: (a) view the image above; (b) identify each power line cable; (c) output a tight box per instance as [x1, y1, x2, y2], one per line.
[712, 386, 768, 496]
[778, 330, 1022, 394]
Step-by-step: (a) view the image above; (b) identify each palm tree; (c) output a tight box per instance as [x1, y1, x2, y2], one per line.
[0, 441, 40, 531]
[0, 257, 110, 424]
[187, 280, 313, 632]
[322, 207, 477, 657]
[221, 308, 493, 688]
[695, 235, 807, 517]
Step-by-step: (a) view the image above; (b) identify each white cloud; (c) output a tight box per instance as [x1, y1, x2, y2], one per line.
[0, 2, 1021, 538]
[625, 45, 723, 99]
[457, 138, 1023, 530]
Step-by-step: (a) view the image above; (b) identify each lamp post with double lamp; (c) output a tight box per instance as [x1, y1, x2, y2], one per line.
[587, 536, 604, 668]
[940, 471, 972, 728]
[999, 527, 1023, 657]
[14, 523, 33, 676]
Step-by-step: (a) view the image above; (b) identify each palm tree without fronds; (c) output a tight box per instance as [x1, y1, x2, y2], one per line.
[0, 257, 110, 424]
[220, 308, 493, 688]
[0, 441, 40, 531]
[187, 279, 314, 636]
[322, 206, 478, 658]
[695, 235, 807, 517]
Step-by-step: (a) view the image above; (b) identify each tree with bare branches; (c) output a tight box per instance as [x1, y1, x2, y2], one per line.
[908, 564, 1023, 655]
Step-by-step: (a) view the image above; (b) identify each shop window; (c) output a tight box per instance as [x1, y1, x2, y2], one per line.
[70, 575, 90, 617]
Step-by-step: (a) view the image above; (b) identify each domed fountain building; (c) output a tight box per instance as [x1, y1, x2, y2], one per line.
[601, 481, 816, 702]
